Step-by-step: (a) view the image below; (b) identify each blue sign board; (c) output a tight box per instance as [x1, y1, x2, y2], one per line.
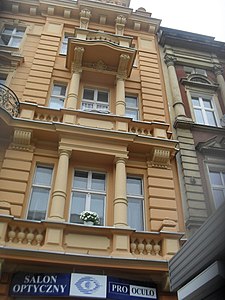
[107, 277, 157, 300]
[9, 273, 71, 297]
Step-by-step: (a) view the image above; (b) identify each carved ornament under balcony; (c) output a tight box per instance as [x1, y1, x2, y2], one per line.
[83, 60, 116, 73]
[10, 128, 34, 152]
[150, 148, 171, 168]
[0, 84, 20, 117]
[115, 15, 127, 35]
[117, 54, 130, 79]
[72, 46, 85, 73]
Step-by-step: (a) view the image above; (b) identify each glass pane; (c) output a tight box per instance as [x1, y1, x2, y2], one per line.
[206, 111, 217, 126]
[90, 194, 104, 225]
[15, 28, 25, 36]
[27, 187, 49, 220]
[209, 171, 222, 185]
[1, 34, 11, 45]
[212, 189, 225, 209]
[0, 74, 7, 85]
[92, 173, 105, 191]
[223, 172, 225, 184]
[10, 37, 22, 47]
[70, 192, 86, 223]
[126, 96, 138, 108]
[192, 98, 200, 107]
[194, 109, 204, 124]
[3, 27, 13, 34]
[83, 89, 94, 100]
[127, 177, 142, 195]
[125, 109, 138, 120]
[128, 198, 143, 231]
[203, 99, 212, 109]
[34, 166, 53, 185]
[73, 170, 88, 189]
[97, 91, 108, 103]
[60, 43, 67, 54]
[53, 85, 66, 96]
[49, 97, 64, 109]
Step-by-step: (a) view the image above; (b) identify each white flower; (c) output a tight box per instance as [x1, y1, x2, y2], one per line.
[80, 211, 100, 225]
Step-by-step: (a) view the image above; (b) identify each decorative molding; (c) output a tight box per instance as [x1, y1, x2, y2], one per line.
[196, 136, 225, 157]
[213, 64, 223, 76]
[181, 74, 219, 91]
[83, 60, 116, 74]
[115, 15, 126, 35]
[47, 6, 54, 16]
[117, 53, 130, 79]
[80, 8, 91, 30]
[9, 128, 34, 152]
[151, 148, 171, 168]
[72, 46, 84, 73]
[164, 54, 177, 67]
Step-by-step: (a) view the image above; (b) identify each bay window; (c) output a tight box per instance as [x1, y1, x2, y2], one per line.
[27, 165, 53, 220]
[70, 170, 106, 225]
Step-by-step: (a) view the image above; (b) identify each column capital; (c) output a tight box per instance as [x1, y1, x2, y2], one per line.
[72, 46, 84, 73]
[213, 64, 223, 76]
[117, 53, 130, 79]
[164, 54, 177, 67]
[58, 148, 72, 157]
[114, 156, 127, 165]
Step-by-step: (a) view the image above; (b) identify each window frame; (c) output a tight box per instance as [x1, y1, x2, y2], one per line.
[127, 175, 145, 231]
[186, 88, 222, 127]
[26, 165, 54, 221]
[125, 94, 139, 120]
[81, 87, 110, 112]
[206, 164, 225, 210]
[69, 169, 107, 225]
[0, 25, 25, 48]
[60, 33, 70, 55]
[49, 82, 67, 109]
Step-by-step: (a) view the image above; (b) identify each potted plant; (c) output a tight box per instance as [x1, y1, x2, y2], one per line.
[80, 211, 100, 225]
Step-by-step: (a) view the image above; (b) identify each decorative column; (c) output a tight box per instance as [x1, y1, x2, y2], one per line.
[113, 157, 128, 227]
[214, 65, 225, 107]
[116, 54, 130, 116]
[48, 149, 71, 221]
[66, 47, 84, 109]
[164, 54, 186, 118]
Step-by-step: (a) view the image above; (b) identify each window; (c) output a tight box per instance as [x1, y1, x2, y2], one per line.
[0, 25, 25, 48]
[27, 165, 53, 221]
[60, 33, 69, 55]
[125, 95, 139, 120]
[192, 95, 218, 126]
[49, 83, 67, 109]
[82, 88, 109, 112]
[127, 176, 144, 231]
[70, 170, 106, 225]
[184, 66, 207, 77]
[0, 74, 7, 85]
[208, 169, 225, 209]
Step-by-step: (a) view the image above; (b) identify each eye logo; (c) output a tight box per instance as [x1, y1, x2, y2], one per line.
[75, 276, 101, 294]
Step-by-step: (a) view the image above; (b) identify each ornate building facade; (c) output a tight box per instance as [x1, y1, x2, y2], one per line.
[0, 1, 184, 299]
[159, 28, 225, 299]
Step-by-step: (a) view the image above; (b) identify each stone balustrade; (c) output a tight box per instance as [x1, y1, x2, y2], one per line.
[130, 235, 162, 258]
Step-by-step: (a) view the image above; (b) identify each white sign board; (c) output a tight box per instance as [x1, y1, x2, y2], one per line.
[69, 273, 107, 298]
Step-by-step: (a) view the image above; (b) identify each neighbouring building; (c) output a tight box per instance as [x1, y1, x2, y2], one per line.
[159, 28, 225, 299]
[0, 1, 184, 299]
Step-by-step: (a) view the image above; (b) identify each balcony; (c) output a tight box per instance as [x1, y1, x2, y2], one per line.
[0, 83, 20, 117]
[0, 215, 183, 265]
[66, 28, 136, 79]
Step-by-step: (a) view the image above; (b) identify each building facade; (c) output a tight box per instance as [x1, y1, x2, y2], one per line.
[159, 28, 225, 299]
[0, 1, 184, 299]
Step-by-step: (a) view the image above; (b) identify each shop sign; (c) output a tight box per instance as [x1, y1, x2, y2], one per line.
[107, 277, 157, 300]
[9, 273, 70, 297]
[70, 273, 107, 298]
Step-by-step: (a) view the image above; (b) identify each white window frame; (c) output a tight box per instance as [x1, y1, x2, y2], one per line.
[81, 87, 109, 112]
[125, 95, 139, 120]
[60, 33, 70, 55]
[49, 83, 67, 109]
[70, 170, 106, 225]
[206, 164, 225, 210]
[0, 25, 25, 48]
[127, 176, 144, 231]
[27, 165, 53, 221]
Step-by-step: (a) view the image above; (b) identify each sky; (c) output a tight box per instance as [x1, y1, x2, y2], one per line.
[130, 0, 225, 42]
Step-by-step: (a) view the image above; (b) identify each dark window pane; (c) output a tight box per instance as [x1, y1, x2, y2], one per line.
[92, 173, 105, 191]
[128, 198, 143, 231]
[34, 166, 52, 186]
[90, 194, 104, 225]
[74, 170, 88, 189]
[27, 187, 49, 220]
[70, 192, 86, 223]
[206, 111, 217, 126]
[83, 89, 94, 100]
[127, 177, 142, 195]
[97, 91, 108, 103]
